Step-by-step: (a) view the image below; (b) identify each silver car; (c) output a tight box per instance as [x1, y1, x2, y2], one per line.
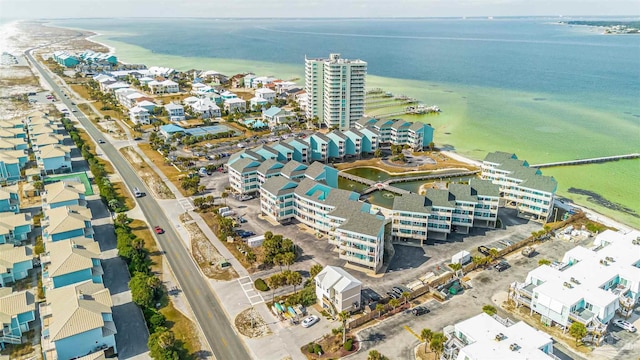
[301, 315, 319, 328]
[613, 319, 637, 332]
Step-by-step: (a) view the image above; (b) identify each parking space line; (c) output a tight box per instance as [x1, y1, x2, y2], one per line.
[237, 276, 265, 305]
[403, 325, 422, 341]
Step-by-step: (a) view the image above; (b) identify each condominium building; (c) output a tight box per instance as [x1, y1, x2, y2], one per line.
[391, 179, 500, 244]
[481, 152, 557, 223]
[305, 53, 367, 130]
[441, 312, 555, 360]
[510, 230, 640, 334]
[315, 266, 362, 314]
[260, 176, 386, 272]
[354, 117, 434, 150]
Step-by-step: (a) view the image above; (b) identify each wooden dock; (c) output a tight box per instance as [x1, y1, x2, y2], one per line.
[530, 153, 639, 169]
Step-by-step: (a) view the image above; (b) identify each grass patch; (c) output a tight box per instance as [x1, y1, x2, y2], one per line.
[159, 301, 202, 357]
[130, 219, 163, 274]
[119, 146, 175, 199]
[70, 83, 93, 102]
[138, 143, 189, 195]
[153, 93, 192, 104]
[44, 172, 94, 195]
[199, 212, 259, 272]
[113, 182, 136, 211]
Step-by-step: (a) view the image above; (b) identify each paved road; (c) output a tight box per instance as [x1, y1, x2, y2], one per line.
[27, 51, 251, 360]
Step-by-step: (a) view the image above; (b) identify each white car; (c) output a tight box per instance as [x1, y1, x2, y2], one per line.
[301, 315, 319, 328]
[613, 319, 637, 332]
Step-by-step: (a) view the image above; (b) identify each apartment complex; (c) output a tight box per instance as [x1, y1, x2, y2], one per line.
[391, 179, 500, 244]
[261, 177, 386, 272]
[305, 53, 367, 130]
[441, 312, 556, 360]
[354, 117, 435, 151]
[510, 230, 640, 337]
[481, 152, 557, 223]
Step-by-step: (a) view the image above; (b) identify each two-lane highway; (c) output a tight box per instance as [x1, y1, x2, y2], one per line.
[26, 51, 251, 360]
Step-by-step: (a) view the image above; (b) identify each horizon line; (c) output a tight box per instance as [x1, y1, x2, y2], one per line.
[3, 15, 640, 21]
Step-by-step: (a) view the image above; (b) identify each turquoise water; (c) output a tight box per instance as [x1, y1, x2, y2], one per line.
[51, 18, 640, 228]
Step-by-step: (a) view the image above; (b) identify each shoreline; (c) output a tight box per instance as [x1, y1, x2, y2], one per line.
[22, 21, 640, 231]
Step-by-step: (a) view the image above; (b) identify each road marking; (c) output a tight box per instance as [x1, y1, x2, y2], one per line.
[221, 337, 227, 347]
[404, 325, 422, 341]
[208, 311, 212, 319]
[178, 198, 195, 212]
[237, 276, 265, 306]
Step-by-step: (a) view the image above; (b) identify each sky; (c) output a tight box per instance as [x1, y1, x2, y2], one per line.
[0, 0, 638, 19]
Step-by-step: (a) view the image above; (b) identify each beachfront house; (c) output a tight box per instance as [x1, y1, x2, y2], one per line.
[224, 98, 247, 113]
[129, 106, 150, 125]
[441, 312, 555, 360]
[262, 107, 294, 129]
[249, 96, 268, 110]
[148, 79, 179, 94]
[41, 238, 103, 291]
[40, 281, 117, 360]
[0, 244, 34, 287]
[0, 152, 27, 182]
[0, 212, 32, 244]
[308, 133, 330, 162]
[0, 127, 26, 139]
[52, 51, 79, 68]
[315, 266, 362, 314]
[255, 88, 276, 103]
[0, 185, 20, 213]
[36, 144, 72, 174]
[0, 137, 28, 151]
[510, 230, 640, 333]
[165, 103, 185, 121]
[42, 206, 93, 243]
[189, 98, 221, 119]
[0, 288, 36, 347]
[42, 181, 86, 210]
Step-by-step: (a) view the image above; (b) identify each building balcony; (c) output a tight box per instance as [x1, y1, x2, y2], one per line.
[569, 308, 595, 324]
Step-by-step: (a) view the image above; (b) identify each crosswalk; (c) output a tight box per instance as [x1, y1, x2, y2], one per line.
[238, 276, 265, 306]
[178, 198, 195, 212]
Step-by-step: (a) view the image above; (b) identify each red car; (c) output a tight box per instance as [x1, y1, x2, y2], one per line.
[154, 226, 164, 234]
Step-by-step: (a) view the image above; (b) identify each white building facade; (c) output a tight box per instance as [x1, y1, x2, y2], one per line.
[305, 53, 367, 130]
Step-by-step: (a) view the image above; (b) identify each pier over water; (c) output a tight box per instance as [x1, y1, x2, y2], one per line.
[530, 153, 639, 169]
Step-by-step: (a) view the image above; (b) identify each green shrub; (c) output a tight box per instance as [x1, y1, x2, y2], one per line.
[254, 278, 269, 291]
[344, 338, 353, 351]
[313, 344, 322, 355]
[149, 312, 166, 333]
[307, 342, 316, 353]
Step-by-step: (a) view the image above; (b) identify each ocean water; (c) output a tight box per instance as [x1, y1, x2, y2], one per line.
[52, 18, 640, 228]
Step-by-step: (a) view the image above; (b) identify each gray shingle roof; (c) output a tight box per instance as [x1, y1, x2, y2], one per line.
[261, 176, 297, 196]
[256, 159, 283, 176]
[280, 160, 307, 178]
[469, 178, 500, 197]
[228, 157, 260, 173]
[390, 120, 410, 130]
[483, 151, 517, 164]
[304, 161, 329, 180]
[393, 193, 430, 213]
[337, 212, 385, 237]
[424, 189, 456, 208]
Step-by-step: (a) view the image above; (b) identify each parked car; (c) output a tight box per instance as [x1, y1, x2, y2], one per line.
[412, 306, 430, 316]
[98, 139, 105, 144]
[239, 195, 253, 202]
[613, 319, 637, 332]
[301, 315, 319, 328]
[154, 226, 164, 234]
[235, 230, 255, 238]
[477, 245, 491, 256]
[386, 291, 400, 299]
[134, 187, 144, 198]
[392, 287, 406, 296]
[494, 261, 510, 272]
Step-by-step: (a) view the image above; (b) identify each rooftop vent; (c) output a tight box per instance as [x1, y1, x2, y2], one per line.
[570, 277, 581, 285]
[563, 282, 573, 289]
[509, 343, 520, 351]
[495, 333, 506, 341]
[599, 259, 609, 266]
[605, 256, 615, 262]
[632, 237, 640, 245]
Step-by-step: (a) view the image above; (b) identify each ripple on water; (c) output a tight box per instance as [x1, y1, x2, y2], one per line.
[535, 126, 562, 133]
[533, 98, 547, 101]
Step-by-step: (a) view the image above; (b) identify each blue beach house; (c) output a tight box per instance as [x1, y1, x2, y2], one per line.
[304, 162, 339, 188]
[0, 244, 34, 287]
[42, 238, 102, 292]
[357, 127, 379, 154]
[282, 138, 310, 163]
[308, 133, 330, 162]
[0, 213, 32, 244]
[269, 142, 295, 162]
[0, 185, 20, 213]
[326, 131, 347, 159]
[42, 206, 93, 243]
[0, 288, 36, 348]
[40, 281, 117, 360]
[42, 181, 86, 210]
[0, 154, 24, 182]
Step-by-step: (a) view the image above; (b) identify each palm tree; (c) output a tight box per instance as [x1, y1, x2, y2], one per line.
[287, 271, 302, 293]
[375, 303, 385, 318]
[221, 191, 229, 206]
[401, 291, 411, 306]
[489, 248, 499, 261]
[338, 310, 351, 344]
[389, 298, 400, 311]
[430, 332, 447, 358]
[267, 273, 283, 303]
[420, 328, 433, 352]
